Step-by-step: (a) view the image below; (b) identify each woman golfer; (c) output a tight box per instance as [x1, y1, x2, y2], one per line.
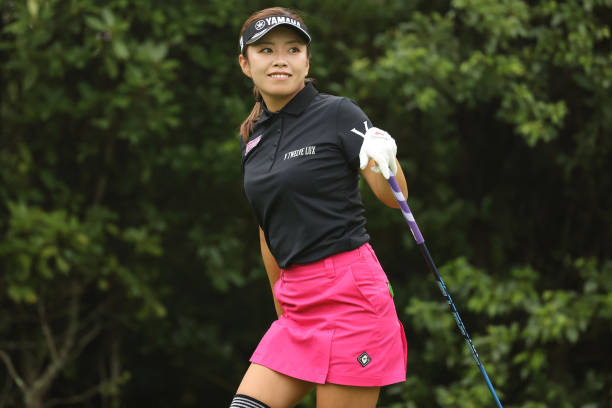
[233, 7, 408, 408]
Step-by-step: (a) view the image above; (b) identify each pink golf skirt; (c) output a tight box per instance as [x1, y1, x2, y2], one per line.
[250, 243, 407, 386]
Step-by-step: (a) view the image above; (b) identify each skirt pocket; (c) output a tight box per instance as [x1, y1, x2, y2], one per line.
[349, 262, 391, 316]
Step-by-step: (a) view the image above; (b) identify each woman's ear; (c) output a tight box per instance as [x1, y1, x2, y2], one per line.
[238, 54, 252, 78]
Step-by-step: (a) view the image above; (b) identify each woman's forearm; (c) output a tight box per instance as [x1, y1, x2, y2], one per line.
[361, 158, 408, 208]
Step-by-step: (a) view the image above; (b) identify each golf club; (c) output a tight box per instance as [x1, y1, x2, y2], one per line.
[386, 175, 504, 408]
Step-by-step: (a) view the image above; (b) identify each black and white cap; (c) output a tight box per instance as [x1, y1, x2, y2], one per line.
[240, 15, 311, 53]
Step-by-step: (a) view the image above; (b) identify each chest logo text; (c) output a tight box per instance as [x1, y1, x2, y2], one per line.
[283, 145, 316, 160]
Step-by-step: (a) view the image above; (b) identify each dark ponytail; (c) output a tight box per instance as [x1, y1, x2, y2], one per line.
[240, 86, 263, 143]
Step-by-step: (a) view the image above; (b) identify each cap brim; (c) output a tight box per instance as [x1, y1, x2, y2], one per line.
[245, 23, 311, 46]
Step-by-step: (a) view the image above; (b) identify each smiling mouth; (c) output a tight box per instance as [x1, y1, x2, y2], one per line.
[269, 74, 291, 79]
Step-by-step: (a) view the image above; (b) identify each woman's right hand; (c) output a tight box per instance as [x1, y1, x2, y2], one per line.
[358, 126, 398, 179]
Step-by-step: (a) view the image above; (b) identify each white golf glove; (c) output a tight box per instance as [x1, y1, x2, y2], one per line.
[358, 125, 398, 179]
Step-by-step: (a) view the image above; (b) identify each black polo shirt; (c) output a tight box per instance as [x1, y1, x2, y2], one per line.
[241, 82, 372, 268]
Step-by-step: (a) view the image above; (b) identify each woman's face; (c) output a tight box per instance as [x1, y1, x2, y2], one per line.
[239, 26, 310, 111]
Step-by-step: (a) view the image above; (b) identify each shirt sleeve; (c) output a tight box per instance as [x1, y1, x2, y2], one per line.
[336, 97, 373, 170]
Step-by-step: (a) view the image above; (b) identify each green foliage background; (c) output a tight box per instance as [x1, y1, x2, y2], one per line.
[1, 0, 610, 407]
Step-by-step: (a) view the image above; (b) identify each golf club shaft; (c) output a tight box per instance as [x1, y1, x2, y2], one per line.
[387, 175, 503, 408]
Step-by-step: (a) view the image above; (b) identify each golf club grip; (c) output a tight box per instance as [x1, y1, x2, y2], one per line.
[386, 175, 504, 408]
[387, 175, 424, 244]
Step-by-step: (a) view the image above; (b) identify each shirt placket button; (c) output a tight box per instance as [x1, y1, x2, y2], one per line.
[271, 129, 280, 162]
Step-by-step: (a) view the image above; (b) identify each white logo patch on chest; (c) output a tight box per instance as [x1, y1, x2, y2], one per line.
[283, 145, 316, 160]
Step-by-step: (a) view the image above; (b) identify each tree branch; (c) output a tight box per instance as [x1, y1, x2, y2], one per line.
[38, 301, 60, 364]
[79, 298, 113, 331]
[44, 376, 121, 408]
[45, 386, 100, 407]
[0, 350, 26, 391]
[68, 323, 102, 364]
[30, 283, 81, 397]
[58, 283, 81, 360]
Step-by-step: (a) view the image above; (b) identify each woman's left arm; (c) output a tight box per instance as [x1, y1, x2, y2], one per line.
[360, 157, 408, 208]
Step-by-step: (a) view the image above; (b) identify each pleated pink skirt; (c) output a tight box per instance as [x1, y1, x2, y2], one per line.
[250, 243, 407, 386]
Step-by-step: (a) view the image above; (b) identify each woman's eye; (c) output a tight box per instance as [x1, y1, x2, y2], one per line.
[260, 48, 272, 53]
[289, 47, 300, 53]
